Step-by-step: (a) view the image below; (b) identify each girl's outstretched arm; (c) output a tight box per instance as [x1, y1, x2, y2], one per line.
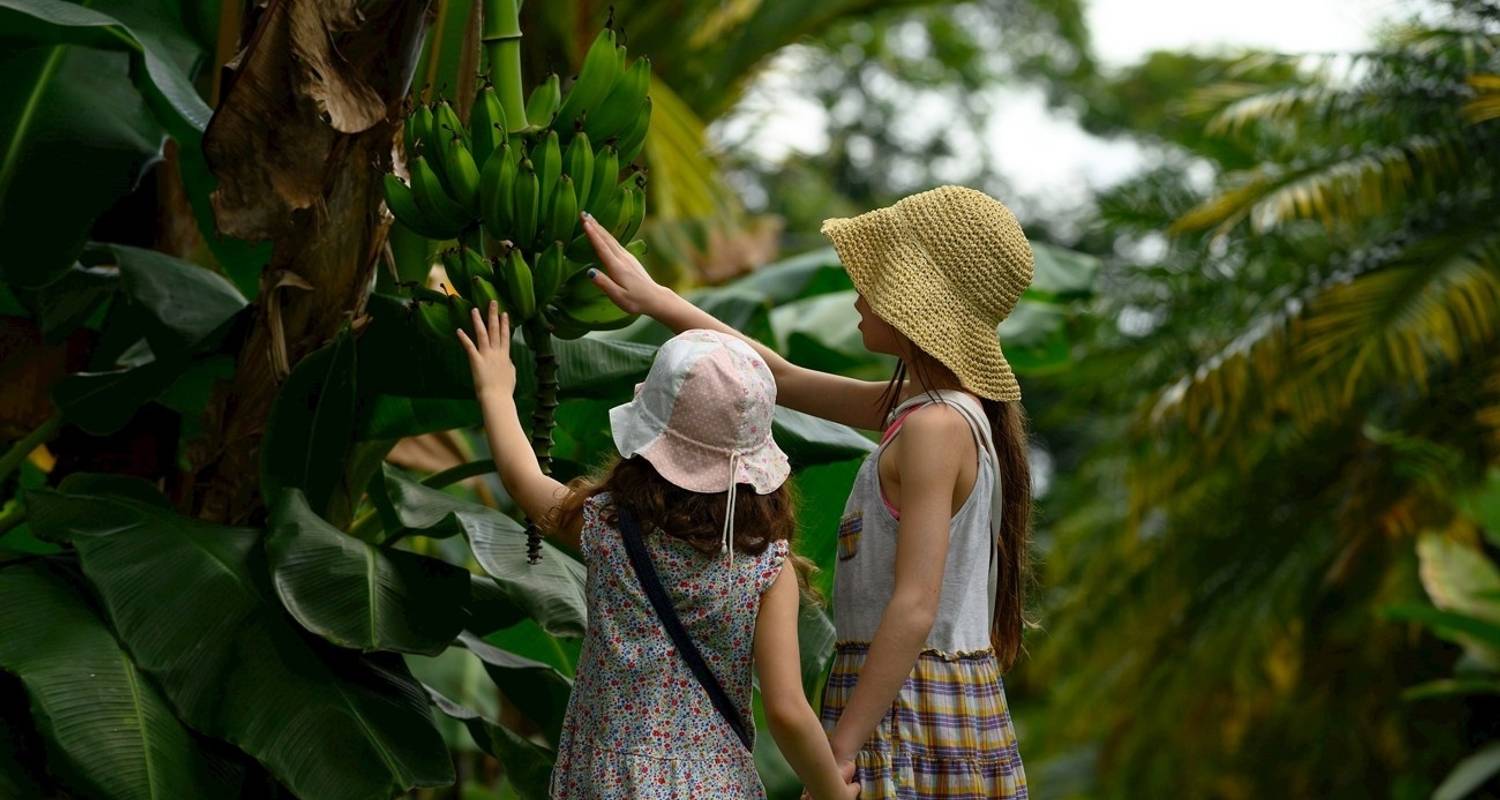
[581, 213, 891, 431]
[754, 569, 859, 800]
[826, 406, 970, 763]
[457, 302, 582, 551]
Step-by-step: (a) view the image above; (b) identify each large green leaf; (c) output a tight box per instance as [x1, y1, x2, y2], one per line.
[261, 329, 357, 516]
[457, 632, 573, 747]
[1029, 242, 1100, 301]
[425, 686, 554, 800]
[0, 0, 210, 142]
[772, 407, 875, 467]
[728, 247, 850, 304]
[267, 489, 470, 656]
[110, 244, 247, 358]
[0, 560, 233, 800]
[372, 466, 589, 638]
[25, 488, 455, 800]
[51, 340, 189, 436]
[0, 42, 165, 287]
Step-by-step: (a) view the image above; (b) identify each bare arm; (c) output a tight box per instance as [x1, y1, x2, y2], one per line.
[457, 302, 583, 552]
[581, 213, 890, 431]
[755, 568, 859, 800]
[826, 407, 969, 762]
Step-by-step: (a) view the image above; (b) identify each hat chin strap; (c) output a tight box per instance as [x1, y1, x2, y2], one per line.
[721, 450, 740, 565]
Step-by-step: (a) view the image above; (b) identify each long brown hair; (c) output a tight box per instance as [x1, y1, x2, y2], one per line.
[879, 350, 1033, 671]
[552, 455, 820, 595]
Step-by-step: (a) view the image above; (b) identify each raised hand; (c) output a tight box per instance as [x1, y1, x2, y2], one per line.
[580, 210, 664, 315]
[455, 300, 515, 400]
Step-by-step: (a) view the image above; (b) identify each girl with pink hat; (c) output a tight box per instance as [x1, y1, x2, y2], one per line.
[581, 185, 1032, 800]
[458, 304, 859, 799]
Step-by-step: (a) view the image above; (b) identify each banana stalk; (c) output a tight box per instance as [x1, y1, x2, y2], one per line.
[524, 322, 557, 564]
[482, 0, 528, 133]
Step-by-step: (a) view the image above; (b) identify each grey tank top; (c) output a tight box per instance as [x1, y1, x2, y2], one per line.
[832, 389, 1002, 655]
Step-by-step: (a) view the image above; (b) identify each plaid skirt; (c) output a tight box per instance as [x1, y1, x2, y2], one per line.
[819, 643, 1027, 799]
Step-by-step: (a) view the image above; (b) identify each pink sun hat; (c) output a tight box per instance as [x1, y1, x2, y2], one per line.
[609, 329, 790, 551]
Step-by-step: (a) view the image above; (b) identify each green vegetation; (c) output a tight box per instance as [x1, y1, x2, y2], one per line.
[1, 0, 1495, 798]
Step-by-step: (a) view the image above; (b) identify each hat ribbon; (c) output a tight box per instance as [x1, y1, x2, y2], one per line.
[721, 450, 741, 565]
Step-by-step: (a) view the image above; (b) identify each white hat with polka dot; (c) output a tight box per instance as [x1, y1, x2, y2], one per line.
[609, 329, 791, 554]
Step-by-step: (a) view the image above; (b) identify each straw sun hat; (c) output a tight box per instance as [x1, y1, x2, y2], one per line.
[820, 185, 1035, 402]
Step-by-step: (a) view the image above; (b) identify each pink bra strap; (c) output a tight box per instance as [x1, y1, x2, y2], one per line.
[877, 405, 926, 518]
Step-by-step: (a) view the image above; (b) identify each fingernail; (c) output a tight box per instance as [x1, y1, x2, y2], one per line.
[587, 268, 597, 277]
[581, 211, 592, 221]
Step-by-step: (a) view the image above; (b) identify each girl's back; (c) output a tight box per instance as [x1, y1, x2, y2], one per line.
[552, 492, 788, 799]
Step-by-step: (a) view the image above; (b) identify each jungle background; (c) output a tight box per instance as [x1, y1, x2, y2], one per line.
[1, 0, 1498, 798]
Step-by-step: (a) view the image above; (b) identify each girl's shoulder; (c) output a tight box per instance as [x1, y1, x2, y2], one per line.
[578, 491, 615, 562]
[752, 538, 790, 595]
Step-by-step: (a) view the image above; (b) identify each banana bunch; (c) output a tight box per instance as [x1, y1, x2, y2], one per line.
[386, 23, 652, 339]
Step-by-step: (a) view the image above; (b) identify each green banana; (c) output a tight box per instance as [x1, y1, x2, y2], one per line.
[403, 106, 422, 159]
[531, 130, 562, 220]
[616, 96, 652, 164]
[555, 271, 636, 330]
[554, 28, 620, 134]
[443, 135, 482, 212]
[615, 181, 645, 243]
[470, 274, 504, 313]
[547, 173, 578, 245]
[609, 185, 637, 240]
[585, 55, 650, 143]
[545, 306, 592, 340]
[593, 181, 627, 234]
[464, 248, 492, 283]
[441, 248, 470, 289]
[526, 73, 561, 130]
[410, 156, 472, 234]
[563, 132, 594, 210]
[479, 140, 517, 240]
[429, 100, 466, 192]
[415, 299, 456, 343]
[513, 158, 539, 249]
[383, 174, 459, 240]
[470, 85, 507, 166]
[408, 104, 436, 158]
[533, 240, 567, 307]
[586, 145, 619, 214]
[565, 233, 597, 264]
[501, 247, 537, 321]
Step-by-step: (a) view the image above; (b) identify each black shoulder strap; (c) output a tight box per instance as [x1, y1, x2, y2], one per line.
[616, 506, 753, 751]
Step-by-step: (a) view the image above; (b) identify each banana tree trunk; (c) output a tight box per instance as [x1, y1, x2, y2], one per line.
[189, 0, 433, 524]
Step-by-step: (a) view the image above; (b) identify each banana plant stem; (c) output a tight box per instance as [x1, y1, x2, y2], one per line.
[526, 326, 558, 563]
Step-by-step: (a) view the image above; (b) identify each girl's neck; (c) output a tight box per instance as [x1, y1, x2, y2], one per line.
[898, 377, 969, 403]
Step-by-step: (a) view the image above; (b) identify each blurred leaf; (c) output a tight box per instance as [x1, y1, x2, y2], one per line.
[425, 685, 554, 800]
[267, 488, 470, 655]
[1402, 678, 1500, 701]
[1463, 467, 1500, 546]
[773, 407, 875, 467]
[729, 247, 849, 304]
[358, 394, 483, 440]
[798, 602, 835, 698]
[56, 472, 170, 507]
[1028, 242, 1100, 301]
[372, 465, 589, 638]
[0, 45, 164, 287]
[17, 262, 117, 342]
[1417, 532, 1500, 665]
[109, 244, 247, 358]
[261, 329, 357, 516]
[25, 488, 455, 799]
[1385, 604, 1500, 650]
[457, 631, 573, 747]
[0, 0, 210, 141]
[1434, 742, 1500, 800]
[52, 346, 189, 436]
[0, 560, 235, 800]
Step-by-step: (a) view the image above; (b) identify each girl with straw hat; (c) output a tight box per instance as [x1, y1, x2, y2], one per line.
[580, 184, 1032, 799]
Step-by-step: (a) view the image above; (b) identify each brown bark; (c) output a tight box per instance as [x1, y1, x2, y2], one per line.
[190, 0, 432, 524]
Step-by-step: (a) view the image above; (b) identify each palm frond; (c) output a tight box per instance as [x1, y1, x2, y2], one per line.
[1151, 226, 1500, 440]
[1170, 134, 1471, 236]
[1464, 73, 1500, 123]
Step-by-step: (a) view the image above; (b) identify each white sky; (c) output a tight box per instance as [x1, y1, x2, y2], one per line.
[718, 0, 1412, 219]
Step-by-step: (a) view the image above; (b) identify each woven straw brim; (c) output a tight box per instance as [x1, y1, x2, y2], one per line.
[822, 215, 1021, 402]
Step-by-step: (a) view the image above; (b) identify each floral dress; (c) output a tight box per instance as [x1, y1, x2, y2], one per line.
[550, 492, 789, 799]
